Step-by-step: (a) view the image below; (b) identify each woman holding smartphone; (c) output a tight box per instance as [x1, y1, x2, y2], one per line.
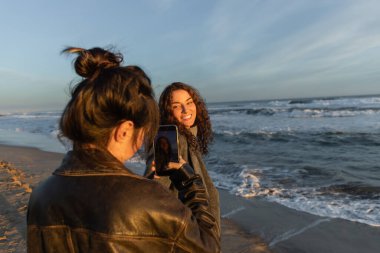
[146, 82, 221, 240]
[27, 48, 220, 252]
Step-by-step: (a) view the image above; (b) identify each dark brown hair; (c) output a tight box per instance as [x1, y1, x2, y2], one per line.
[60, 47, 159, 152]
[159, 82, 213, 155]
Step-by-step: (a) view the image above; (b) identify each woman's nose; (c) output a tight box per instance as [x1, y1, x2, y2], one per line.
[181, 104, 187, 113]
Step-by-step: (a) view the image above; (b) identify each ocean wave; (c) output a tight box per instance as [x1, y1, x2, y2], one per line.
[289, 107, 380, 118]
[313, 132, 380, 146]
[210, 166, 296, 198]
[209, 107, 280, 115]
[320, 183, 380, 199]
[8, 114, 61, 119]
[2, 124, 60, 136]
[210, 106, 380, 118]
[211, 167, 380, 226]
[287, 95, 380, 106]
[266, 189, 380, 226]
[0, 111, 61, 136]
[289, 99, 316, 104]
[213, 130, 380, 146]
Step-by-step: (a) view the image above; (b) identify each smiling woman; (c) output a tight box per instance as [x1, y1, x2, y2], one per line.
[145, 82, 221, 242]
[159, 82, 214, 155]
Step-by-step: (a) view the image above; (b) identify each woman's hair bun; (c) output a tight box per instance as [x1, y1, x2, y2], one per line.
[62, 47, 123, 78]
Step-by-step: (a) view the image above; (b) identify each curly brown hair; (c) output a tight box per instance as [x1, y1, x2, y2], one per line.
[159, 82, 213, 155]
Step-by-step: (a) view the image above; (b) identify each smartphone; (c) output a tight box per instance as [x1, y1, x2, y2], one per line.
[154, 125, 179, 176]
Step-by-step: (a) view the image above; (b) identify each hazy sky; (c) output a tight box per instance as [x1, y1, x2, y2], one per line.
[1, 0, 380, 112]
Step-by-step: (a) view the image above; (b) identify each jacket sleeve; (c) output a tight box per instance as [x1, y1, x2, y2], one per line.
[169, 163, 221, 252]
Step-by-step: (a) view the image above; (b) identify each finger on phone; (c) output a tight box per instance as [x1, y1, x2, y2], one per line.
[150, 163, 161, 178]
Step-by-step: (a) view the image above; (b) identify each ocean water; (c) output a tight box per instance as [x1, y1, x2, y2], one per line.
[1, 95, 380, 226]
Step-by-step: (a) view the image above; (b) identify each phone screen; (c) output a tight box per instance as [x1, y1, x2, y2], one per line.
[154, 125, 179, 175]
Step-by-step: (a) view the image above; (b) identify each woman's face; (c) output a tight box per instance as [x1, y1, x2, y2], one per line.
[171, 89, 197, 128]
[159, 138, 169, 151]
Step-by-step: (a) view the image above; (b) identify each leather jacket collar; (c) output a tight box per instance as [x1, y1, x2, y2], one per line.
[53, 149, 136, 177]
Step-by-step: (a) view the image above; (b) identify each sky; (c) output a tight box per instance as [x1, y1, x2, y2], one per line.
[1, 0, 380, 112]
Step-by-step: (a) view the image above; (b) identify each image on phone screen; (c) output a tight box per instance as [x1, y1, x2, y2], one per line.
[154, 125, 179, 175]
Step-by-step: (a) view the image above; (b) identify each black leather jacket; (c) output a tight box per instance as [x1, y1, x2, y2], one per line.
[27, 149, 220, 252]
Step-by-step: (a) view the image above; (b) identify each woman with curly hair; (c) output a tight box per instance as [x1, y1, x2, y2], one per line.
[145, 82, 221, 240]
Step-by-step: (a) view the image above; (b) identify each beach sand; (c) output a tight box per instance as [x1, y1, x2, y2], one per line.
[1, 144, 379, 253]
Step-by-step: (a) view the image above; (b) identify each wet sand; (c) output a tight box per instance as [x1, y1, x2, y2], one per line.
[219, 188, 380, 253]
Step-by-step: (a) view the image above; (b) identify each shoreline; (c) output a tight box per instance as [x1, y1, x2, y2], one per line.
[1, 144, 380, 252]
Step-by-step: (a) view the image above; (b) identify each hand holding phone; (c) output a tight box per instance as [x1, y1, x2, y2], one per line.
[154, 125, 180, 176]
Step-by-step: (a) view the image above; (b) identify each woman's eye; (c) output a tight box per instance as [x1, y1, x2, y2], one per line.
[187, 101, 193, 105]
